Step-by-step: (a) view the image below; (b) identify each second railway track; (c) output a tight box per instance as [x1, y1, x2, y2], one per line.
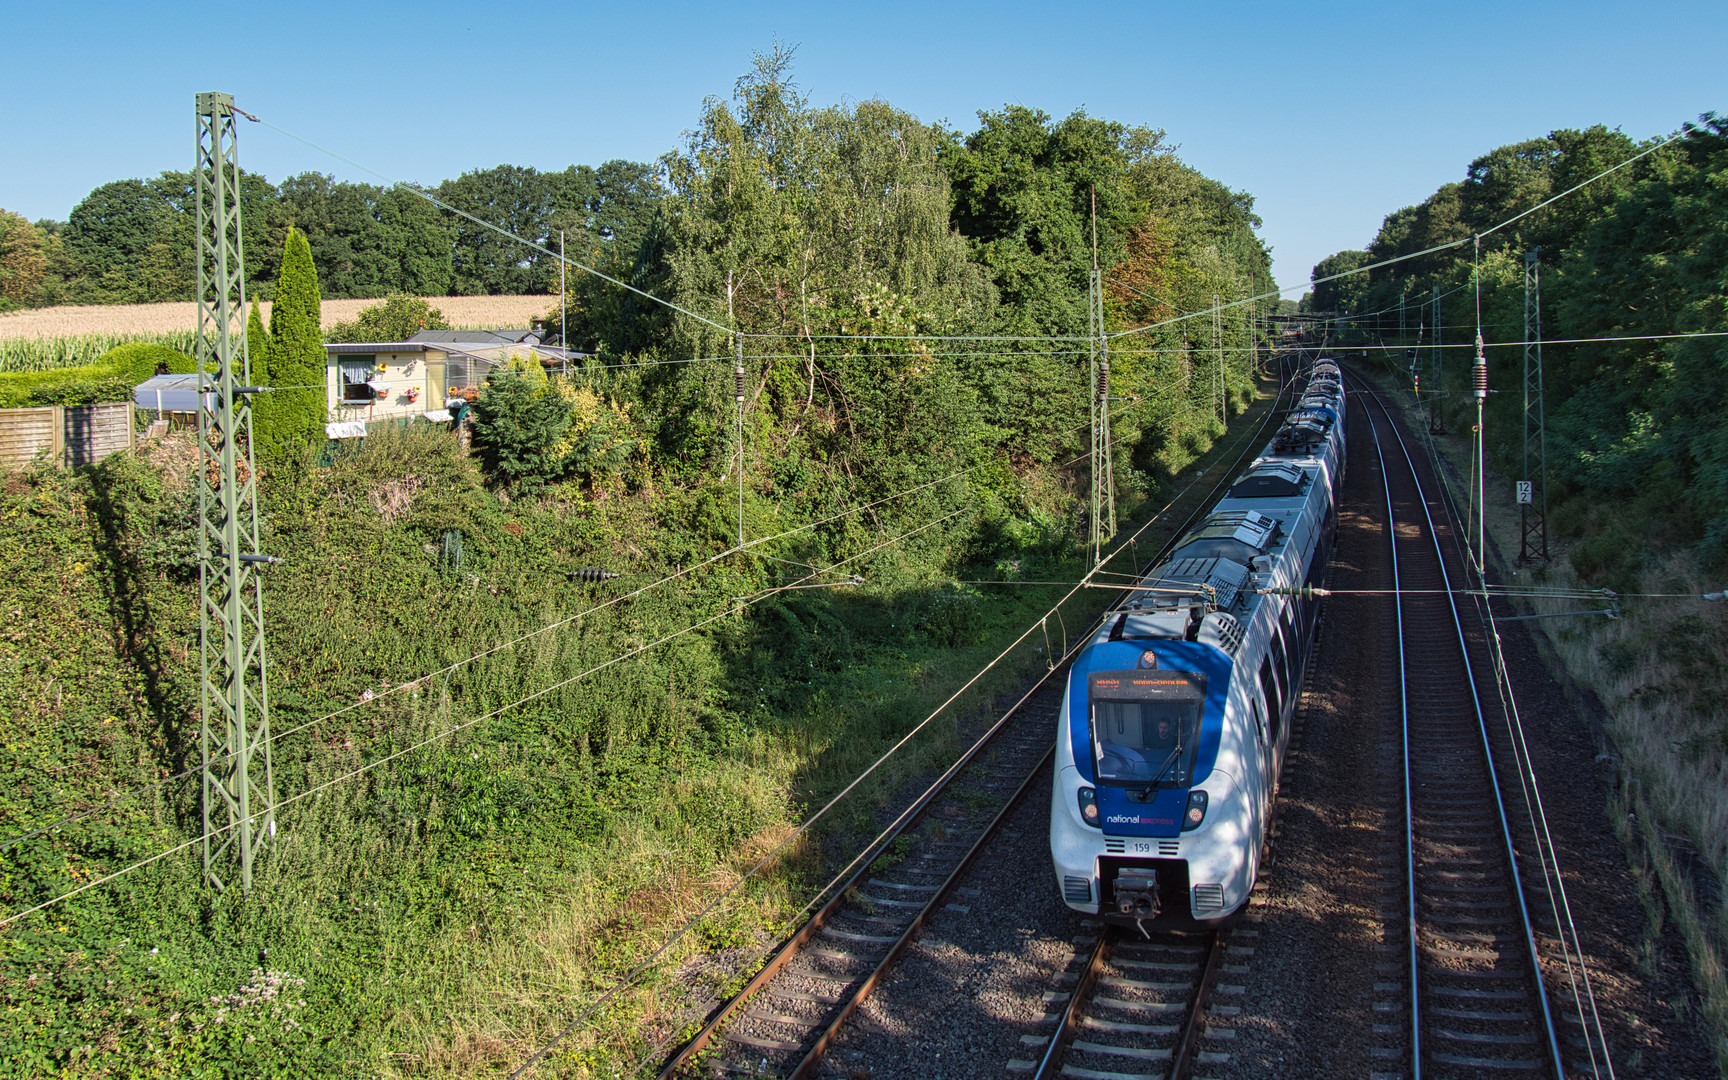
[1354, 374, 1609, 1079]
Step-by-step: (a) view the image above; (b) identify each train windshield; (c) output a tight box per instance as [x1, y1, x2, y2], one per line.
[1088, 670, 1207, 788]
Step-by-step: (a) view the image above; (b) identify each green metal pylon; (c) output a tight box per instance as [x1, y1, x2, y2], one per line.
[1086, 190, 1115, 567]
[1088, 265, 1116, 566]
[195, 91, 274, 892]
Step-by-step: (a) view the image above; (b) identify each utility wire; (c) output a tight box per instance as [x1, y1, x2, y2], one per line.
[0, 457, 997, 852]
[0, 508, 965, 931]
[1478, 134, 1673, 239]
[254, 117, 734, 337]
[1112, 135, 1681, 346]
[512, 348, 1304, 1076]
[508, 363, 1297, 1076]
[4, 390, 1131, 853]
[1330, 330, 1728, 351]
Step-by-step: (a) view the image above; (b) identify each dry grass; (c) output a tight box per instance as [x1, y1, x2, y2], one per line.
[0, 296, 555, 340]
[377, 751, 813, 1079]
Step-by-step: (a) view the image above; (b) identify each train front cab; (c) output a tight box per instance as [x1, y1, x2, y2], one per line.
[1050, 636, 1260, 931]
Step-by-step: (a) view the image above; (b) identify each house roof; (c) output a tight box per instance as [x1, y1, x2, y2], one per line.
[326, 342, 428, 354]
[410, 329, 541, 345]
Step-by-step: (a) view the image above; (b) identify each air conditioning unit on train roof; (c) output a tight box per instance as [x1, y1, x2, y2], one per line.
[1121, 554, 1256, 622]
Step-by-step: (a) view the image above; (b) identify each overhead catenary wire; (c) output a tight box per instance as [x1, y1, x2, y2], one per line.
[1110, 134, 1679, 348]
[254, 103, 1680, 364]
[254, 117, 736, 337]
[1330, 330, 1728, 351]
[1376, 372, 1617, 1079]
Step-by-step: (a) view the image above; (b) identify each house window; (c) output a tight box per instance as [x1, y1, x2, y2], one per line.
[445, 354, 470, 391]
[339, 357, 374, 403]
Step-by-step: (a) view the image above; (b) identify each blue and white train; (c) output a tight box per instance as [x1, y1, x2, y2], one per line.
[1050, 358, 1346, 930]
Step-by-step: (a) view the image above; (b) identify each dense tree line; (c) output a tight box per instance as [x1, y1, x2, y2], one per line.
[520, 48, 1274, 511]
[0, 51, 1286, 1079]
[1307, 114, 1728, 572]
[0, 160, 664, 308]
[5, 46, 1277, 524]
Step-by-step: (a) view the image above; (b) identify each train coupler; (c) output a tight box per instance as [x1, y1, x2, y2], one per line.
[1113, 870, 1160, 937]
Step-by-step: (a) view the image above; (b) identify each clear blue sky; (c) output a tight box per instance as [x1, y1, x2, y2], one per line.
[2, 0, 1719, 292]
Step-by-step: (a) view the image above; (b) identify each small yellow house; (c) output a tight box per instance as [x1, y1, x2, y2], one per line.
[323, 330, 581, 437]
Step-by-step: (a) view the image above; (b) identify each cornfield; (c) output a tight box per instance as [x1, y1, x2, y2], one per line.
[0, 332, 200, 373]
[0, 296, 557, 373]
[0, 296, 553, 339]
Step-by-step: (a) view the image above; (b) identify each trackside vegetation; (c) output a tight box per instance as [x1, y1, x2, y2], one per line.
[1, 51, 1280, 1077]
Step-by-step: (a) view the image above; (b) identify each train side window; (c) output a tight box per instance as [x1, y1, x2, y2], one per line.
[1258, 657, 1281, 743]
[1268, 624, 1289, 713]
[1279, 605, 1301, 686]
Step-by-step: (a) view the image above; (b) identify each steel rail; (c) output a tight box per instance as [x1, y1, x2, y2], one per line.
[1408, 396, 1614, 1080]
[1031, 929, 1225, 1080]
[786, 744, 1057, 1079]
[1355, 375, 1566, 1078]
[1359, 378, 1422, 1078]
[1169, 931, 1228, 1079]
[656, 653, 1077, 1078]
[1032, 930, 1113, 1079]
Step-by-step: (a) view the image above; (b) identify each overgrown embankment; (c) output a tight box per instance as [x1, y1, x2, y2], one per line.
[0, 399, 1271, 1076]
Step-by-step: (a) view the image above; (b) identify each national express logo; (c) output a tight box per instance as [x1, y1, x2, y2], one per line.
[1106, 814, 1175, 825]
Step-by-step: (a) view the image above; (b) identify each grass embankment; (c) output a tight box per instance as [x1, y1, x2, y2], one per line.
[0, 373, 1277, 1079]
[1360, 354, 1728, 1077]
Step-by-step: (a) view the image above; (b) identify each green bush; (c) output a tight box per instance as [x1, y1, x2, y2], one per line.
[0, 343, 200, 408]
[0, 367, 134, 408]
[96, 341, 200, 383]
[471, 358, 570, 493]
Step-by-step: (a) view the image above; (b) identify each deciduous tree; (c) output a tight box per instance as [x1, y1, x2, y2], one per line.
[0, 210, 46, 307]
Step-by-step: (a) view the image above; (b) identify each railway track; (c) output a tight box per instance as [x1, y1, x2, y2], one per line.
[1353, 376, 1605, 1079]
[655, 357, 1309, 1079]
[1019, 926, 1229, 1080]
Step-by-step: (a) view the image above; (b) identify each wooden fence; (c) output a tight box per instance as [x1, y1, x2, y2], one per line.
[0, 402, 135, 469]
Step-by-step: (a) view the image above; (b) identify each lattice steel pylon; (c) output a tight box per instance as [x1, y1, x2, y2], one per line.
[1520, 248, 1550, 564]
[1088, 264, 1116, 566]
[195, 92, 275, 892]
[1212, 293, 1225, 423]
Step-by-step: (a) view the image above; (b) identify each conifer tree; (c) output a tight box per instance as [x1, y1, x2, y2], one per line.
[253, 228, 324, 459]
[245, 299, 268, 381]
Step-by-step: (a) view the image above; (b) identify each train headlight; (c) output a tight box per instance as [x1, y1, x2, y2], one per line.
[1182, 790, 1209, 831]
[1077, 786, 1101, 828]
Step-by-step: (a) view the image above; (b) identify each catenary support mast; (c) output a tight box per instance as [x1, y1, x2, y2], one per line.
[195, 92, 274, 892]
[1430, 284, 1445, 434]
[1088, 191, 1115, 566]
[1520, 249, 1550, 564]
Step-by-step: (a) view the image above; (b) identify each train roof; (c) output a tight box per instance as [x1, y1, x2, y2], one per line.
[1227, 462, 1309, 499]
